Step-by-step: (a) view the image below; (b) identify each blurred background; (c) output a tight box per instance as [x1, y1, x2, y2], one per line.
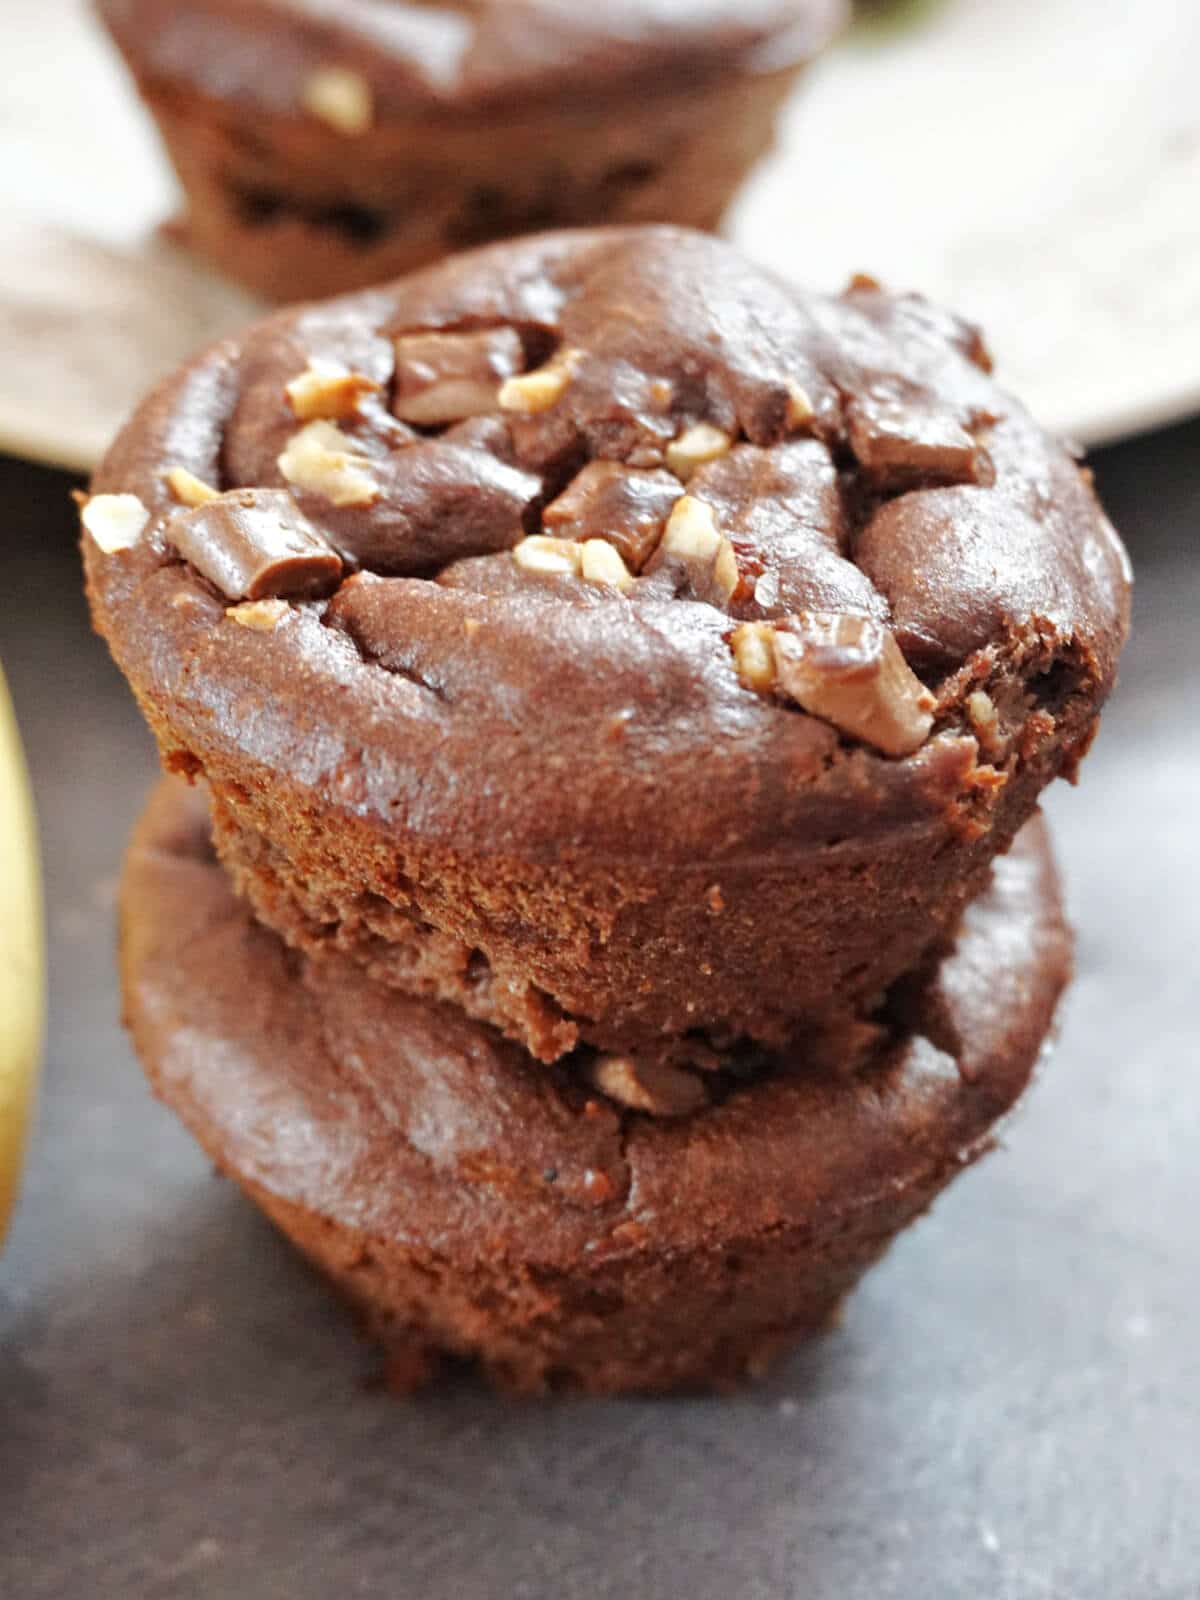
[1, 2, 1197, 1596]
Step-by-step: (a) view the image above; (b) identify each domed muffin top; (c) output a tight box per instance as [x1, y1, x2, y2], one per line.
[95, 0, 845, 118]
[84, 226, 1130, 862]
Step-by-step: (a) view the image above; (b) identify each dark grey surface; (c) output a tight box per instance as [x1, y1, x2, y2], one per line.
[1, 424, 1196, 1599]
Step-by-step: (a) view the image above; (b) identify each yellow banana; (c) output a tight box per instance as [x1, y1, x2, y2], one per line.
[0, 663, 42, 1247]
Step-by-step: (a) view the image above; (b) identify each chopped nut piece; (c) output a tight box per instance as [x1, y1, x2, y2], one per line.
[966, 689, 1005, 758]
[286, 361, 380, 423]
[511, 535, 583, 577]
[737, 612, 934, 757]
[784, 381, 815, 430]
[731, 622, 777, 693]
[498, 349, 579, 414]
[168, 488, 343, 601]
[542, 460, 679, 570]
[967, 690, 999, 732]
[226, 598, 290, 631]
[580, 539, 634, 591]
[660, 494, 722, 561]
[652, 494, 740, 605]
[392, 327, 524, 425]
[81, 493, 149, 553]
[589, 1056, 709, 1118]
[712, 536, 739, 601]
[301, 67, 373, 136]
[278, 420, 378, 508]
[666, 422, 733, 481]
[165, 467, 220, 507]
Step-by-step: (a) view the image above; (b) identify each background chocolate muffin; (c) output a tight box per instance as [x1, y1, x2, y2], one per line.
[83, 228, 1130, 1070]
[95, 0, 846, 301]
[121, 780, 1072, 1394]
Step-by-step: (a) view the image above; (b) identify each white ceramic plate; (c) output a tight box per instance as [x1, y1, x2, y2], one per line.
[2, 0, 1198, 473]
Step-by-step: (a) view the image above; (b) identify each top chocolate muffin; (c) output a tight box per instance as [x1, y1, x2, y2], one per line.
[84, 227, 1130, 1066]
[96, 0, 846, 299]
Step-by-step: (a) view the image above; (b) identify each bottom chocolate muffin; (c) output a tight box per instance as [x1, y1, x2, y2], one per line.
[120, 781, 1071, 1395]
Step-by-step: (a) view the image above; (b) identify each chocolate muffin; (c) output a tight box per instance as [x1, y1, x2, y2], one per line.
[122, 779, 1071, 1394]
[83, 228, 1130, 1070]
[94, 0, 845, 301]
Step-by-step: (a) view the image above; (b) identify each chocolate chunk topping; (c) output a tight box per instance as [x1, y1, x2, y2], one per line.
[846, 390, 993, 491]
[732, 613, 936, 757]
[166, 489, 343, 601]
[392, 328, 525, 426]
[542, 460, 681, 571]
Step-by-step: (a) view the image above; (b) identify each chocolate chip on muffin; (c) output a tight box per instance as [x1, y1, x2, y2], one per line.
[165, 489, 345, 601]
[95, 0, 848, 300]
[84, 227, 1130, 1073]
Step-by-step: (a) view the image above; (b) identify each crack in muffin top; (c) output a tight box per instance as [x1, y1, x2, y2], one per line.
[95, 0, 845, 116]
[85, 227, 1130, 863]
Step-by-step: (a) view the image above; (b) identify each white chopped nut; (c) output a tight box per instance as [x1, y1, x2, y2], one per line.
[967, 690, 998, 732]
[580, 539, 634, 591]
[498, 349, 579, 414]
[665, 422, 733, 481]
[712, 536, 739, 601]
[785, 381, 815, 430]
[286, 360, 379, 422]
[278, 421, 378, 508]
[81, 493, 149, 553]
[165, 467, 220, 507]
[731, 622, 777, 693]
[226, 598, 290, 631]
[660, 494, 722, 561]
[656, 494, 739, 601]
[589, 1055, 709, 1118]
[511, 535, 583, 577]
[966, 688, 1005, 757]
[301, 67, 373, 136]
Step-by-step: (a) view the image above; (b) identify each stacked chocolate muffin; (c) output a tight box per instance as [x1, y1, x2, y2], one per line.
[94, 0, 846, 302]
[84, 228, 1130, 1393]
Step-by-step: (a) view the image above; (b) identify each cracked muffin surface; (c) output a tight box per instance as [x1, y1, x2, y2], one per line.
[120, 778, 1071, 1393]
[84, 226, 1129, 1063]
[95, 0, 845, 300]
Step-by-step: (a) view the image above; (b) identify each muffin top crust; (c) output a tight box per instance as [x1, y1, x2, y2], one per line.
[84, 226, 1130, 863]
[95, 0, 846, 118]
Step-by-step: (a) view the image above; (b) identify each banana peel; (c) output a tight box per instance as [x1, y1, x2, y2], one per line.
[0, 664, 42, 1247]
